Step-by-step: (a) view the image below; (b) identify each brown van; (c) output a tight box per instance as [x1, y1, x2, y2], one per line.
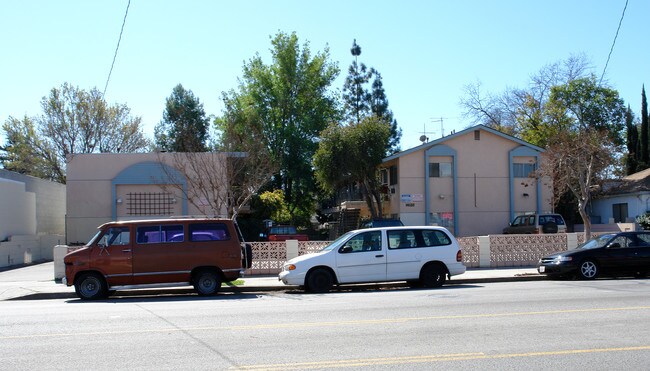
[63, 218, 253, 300]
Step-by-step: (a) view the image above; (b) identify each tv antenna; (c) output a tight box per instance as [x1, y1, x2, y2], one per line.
[430, 117, 445, 137]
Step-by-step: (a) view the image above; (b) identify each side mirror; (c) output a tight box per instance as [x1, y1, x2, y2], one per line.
[609, 242, 621, 248]
[340, 245, 353, 253]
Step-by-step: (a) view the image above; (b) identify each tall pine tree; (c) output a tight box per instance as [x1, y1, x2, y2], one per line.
[342, 39, 401, 154]
[641, 85, 649, 169]
[625, 105, 638, 175]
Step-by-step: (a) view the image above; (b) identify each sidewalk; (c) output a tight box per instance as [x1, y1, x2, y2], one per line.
[0, 262, 544, 301]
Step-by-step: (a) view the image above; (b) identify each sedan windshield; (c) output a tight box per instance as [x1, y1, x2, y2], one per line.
[578, 234, 616, 250]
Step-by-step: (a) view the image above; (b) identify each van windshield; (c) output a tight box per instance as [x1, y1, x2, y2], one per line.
[320, 231, 356, 252]
[86, 230, 103, 246]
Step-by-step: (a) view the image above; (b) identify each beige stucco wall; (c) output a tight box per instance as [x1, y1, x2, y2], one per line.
[382, 127, 552, 236]
[66, 153, 229, 244]
[0, 179, 37, 241]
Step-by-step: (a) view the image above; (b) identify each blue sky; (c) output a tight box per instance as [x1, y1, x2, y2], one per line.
[1, 0, 648, 150]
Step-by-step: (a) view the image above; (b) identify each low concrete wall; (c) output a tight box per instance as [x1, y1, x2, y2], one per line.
[0, 234, 64, 268]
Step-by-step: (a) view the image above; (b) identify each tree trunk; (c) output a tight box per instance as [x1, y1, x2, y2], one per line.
[578, 199, 591, 240]
[361, 181, 378, 219]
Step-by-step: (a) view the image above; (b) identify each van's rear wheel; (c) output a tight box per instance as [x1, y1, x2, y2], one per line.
[75, 272, 108, 300]
[194, 270, 221, 296]
[420, 264, 447, 288]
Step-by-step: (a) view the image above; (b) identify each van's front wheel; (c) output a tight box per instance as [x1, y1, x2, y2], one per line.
[75, 272, 108, 300]
[306, 268, 334, 293]
[194, 270, 221, 296]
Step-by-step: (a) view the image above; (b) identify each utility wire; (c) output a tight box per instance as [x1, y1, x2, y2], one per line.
[600, 0, 628, 85]
[103, 0, 131, 96]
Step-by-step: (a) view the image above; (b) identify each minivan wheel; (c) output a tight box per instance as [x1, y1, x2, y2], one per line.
[194, 270, 221, 296]
[420, 264, 447, 288]
[75, 272, 108, 300]
[306, 268, 334, 293]
[578, 260, 598, 280]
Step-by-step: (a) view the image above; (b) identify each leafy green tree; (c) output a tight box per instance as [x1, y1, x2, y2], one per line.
[217, 31, 340, 225]
[1, 116, 58, 180]
[1, 83, 149, 183]
[155, 84, 209, 152]
[257, 190, 291, 224]
[314, 116, 391, 218]
[540, 76, 626, 239]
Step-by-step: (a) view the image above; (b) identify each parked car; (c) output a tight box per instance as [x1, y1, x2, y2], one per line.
[360, 218, 404, 228]
[260, 225, 309, 241]
[503, 213, 566, 234]
[63, 218, 253, 300]
[537, 231, 650, 279]
[278, 226, 466, 293]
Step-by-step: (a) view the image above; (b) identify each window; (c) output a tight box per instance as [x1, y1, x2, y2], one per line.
[338, 231, 382, 253]
[388, 230, 416, 249]
[162, 225, 184, 242]
[388, 229, 452, 249]
[269, 226, 297, 235]
[612, 203, 628, 223]
[636, 233, 650, 246]
[430, 212, 454, 230]
[429, 163, 452, 177]
[474, 130, 480, 140]
[137, 225, 184, 243]
[100, 227, 130, 246]
[389, 166, 398, 185]
[380, 169, 389, 185]
[610, 235, 633, 248]
[421, 230, 451, 246]
[189, 223, 230, 242]
[126, 192, 175, 216]
[513, 163, 535, 178]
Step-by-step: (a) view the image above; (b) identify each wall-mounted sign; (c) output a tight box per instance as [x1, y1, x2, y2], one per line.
[401, 194, 423, 203]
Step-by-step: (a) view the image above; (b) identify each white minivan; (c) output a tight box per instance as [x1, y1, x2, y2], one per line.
[279, 226, 466, 293]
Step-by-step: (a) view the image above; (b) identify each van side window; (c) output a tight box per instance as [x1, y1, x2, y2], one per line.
[338, 231, 382, 253]
[137, 226, 161, 244]
[421, 230, 451, 246]
[137, 225, 184, 244]
[101, 227, 130, 246]
[388, 230, 416, 249]
[189, 223, 230, 242]
[163, 225, 184, 242]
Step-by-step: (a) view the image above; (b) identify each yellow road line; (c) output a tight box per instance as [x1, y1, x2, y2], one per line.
[2, 305, 650, 340]
[234, 346, 650, 370]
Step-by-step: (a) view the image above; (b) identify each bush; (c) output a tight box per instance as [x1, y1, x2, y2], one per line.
[636, 213, 650, 230]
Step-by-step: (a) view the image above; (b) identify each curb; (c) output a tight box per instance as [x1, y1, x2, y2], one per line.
[6, 274, 546, 301]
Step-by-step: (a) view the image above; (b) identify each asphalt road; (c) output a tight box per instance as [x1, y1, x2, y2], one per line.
[2, 279, 650, 370]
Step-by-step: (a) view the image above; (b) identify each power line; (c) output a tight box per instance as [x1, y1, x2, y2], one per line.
[600, 0, 628, 85]
[103, 0, 131, 96]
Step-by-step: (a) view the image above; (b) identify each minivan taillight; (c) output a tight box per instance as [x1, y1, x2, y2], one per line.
[456, 250, 463, 262]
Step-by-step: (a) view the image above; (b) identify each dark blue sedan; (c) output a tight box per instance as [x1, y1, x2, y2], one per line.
[537, 232, 650, 279]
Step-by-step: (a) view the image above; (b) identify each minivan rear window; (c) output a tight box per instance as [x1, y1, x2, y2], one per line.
[388, 229, 452, 249]
[189, 223, 230, 242]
